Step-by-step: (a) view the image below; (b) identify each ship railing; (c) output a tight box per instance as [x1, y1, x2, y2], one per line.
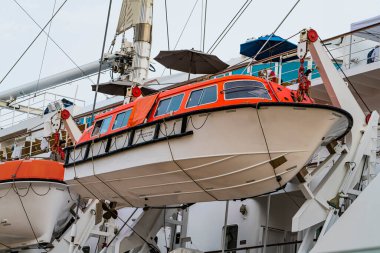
[0, 127, 74, 161]
[204, 22, 380, 90]
[204, 240, 302, 253]
[0, 91, 85, 129]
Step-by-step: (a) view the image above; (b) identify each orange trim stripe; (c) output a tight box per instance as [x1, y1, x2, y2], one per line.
[0, 160, 64, 182]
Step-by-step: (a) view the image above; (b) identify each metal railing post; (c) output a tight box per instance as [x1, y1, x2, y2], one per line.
[278, 56, 283, 84]
[11, 106, 15, 126]
[263, 194, 271, 253]
[348, 34, 353, 69]
[29, 135, 33, 157]
[222, 200, 229, 253]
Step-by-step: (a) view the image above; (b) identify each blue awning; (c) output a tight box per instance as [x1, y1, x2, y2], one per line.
[240, 35, 297, 62]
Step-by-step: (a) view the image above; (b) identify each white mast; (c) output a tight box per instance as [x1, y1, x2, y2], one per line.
[116, 0, 154, 85]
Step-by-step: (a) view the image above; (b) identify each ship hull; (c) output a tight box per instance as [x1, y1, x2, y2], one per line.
[65, 103, 352, 207]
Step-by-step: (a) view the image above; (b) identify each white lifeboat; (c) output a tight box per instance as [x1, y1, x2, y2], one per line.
[0, 159, 74, 250]
[63, 75, 352, 207]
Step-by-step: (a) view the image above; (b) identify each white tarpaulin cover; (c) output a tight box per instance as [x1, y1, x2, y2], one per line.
[116, 0, 141, 35]
[351, 15, 380, 42]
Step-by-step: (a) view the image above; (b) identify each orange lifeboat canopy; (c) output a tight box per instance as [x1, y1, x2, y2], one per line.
[0, 160, 64, 182]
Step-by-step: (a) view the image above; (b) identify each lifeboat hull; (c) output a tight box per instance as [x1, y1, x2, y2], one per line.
[0, 160, 73, 249]
[64, 103, 352, 207]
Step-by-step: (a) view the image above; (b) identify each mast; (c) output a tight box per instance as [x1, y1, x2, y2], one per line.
[116, 0, 154, 86]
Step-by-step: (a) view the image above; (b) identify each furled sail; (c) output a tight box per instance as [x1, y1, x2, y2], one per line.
[116, 0, 141, 35]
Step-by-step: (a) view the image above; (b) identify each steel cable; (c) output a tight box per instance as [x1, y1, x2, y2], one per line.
[1, 0, 69, 85]
[244, 0, 302, 72]
[160, 0, 200, 77]
[35, 0, 57, 94]
[207, 0, 253, 54]
[12, 0, 96, 86]
[91, 0, 114, 122]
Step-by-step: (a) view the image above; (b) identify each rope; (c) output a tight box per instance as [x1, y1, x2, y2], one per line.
[13, 183, 31, 198]
[104, 208, 139, 248]
[13, 183, 42, 250]
[255, 107, 300, 208]
[12, 0, 96, 86]
[89, 140, 135, 206]
[30, 183, 51, 196]
[72, 148, 156, 251]
[244, 0, 302, 72]
[207, 0, 253, 54]
[35, 0, 57, 94]
[67, 185, 77, 201]
[1, 0, 69, 85]
[161, 119, 218, 201]
[159, 121, 177, 137]
[9, 161, 50, 250]
[0, 184, 13, 199]
[72, 145, 102, 200]
[188, 113, 210, 130]
[321, 41, 371, 112]
[91, 0, 113, 122]
[0, 241, 11, 250]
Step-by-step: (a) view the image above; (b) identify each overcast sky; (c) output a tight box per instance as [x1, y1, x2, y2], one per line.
[0, 0, 379, 103]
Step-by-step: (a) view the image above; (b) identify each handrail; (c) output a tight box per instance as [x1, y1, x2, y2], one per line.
[172, 22, 380, 88]
[204, 240, 302, 253]
[323, 21, 380, 43]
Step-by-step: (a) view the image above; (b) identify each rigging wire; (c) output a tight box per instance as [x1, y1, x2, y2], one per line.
[70, 140, 160, 250]
[207, 0, 253, 54]
[103, 208, 139, 248]
[117, 216, 160, 253]
[200, 0, 204, 51]
[173, 0, 200, 50]
[202, 0, 208, 52]
[160, 0, 200, 77]
[35, 0, 57, 95]
[1, 0, 69, 85]
[244, 0, 302, 72]
[221, 31, 301, 76]
[91, 0, 113, 122]
[321, 41, 371, 112]
[164, 0, 172, 75]
[12, 0, 96, 86]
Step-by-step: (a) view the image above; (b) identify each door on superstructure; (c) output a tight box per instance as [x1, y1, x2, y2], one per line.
[222, 224, 238, 253]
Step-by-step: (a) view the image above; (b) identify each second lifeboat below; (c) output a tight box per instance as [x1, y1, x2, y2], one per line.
[64, 75, 352, 207]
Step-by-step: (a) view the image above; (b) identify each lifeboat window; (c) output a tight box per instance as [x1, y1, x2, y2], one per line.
[223, 80, 271, 100]
[92, 116, 112, 136]
[186, 85, 217, 108]
[155, 94, 184, 116]
[112, 109, 132, 130]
